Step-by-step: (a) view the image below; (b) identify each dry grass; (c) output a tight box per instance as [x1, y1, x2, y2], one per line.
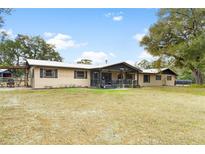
[0, 87, 205, 144]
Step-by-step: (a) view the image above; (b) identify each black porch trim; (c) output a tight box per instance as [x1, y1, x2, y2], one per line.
[94, 62, 142, 72]
[91, 79, 139, 88]
[90, 62, 141, 88]
[161, 68, 178, 76]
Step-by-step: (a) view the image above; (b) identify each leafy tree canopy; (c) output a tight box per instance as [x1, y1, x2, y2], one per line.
[77, 59, 92, 65]
[0, 9, 12, 41]
[0, 9, 12, 27]
[0, 34, 62, 66]
[137, 59, 152, 69]
[140, 8, 205, 84]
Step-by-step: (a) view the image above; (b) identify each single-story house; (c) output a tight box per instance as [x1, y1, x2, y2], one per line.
[26, 59, 177, 89]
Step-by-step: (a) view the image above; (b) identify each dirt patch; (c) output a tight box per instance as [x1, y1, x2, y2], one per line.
[0, 96, 21, 107]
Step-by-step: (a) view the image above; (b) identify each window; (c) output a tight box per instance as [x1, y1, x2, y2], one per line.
[74, 70, 87, 79]
[40, 68, 58, 78]
[156, 75, 161, 80]
[126, 73, 135, 80]
[143, 75, 150, 83]
[167, 75, 172, 81]
[117, 73, 123, 79]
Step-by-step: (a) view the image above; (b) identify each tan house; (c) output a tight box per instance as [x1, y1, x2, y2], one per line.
[26, 59, 177, 89]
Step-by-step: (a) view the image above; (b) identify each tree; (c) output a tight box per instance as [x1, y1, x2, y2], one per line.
[77, 59, 92, 65]
[0, 34, 62, 66]
[177, 68, 194, 81]
[140, 9, 205, 84]
[0, 9, 12, 41]
[0, 9, 12, 27]
[137, 59, 152, 69]
[137, 57, 175, 70]
[0, 39, 21, 65]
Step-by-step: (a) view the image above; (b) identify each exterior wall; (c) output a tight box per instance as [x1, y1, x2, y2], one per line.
[31, 66, 90, 89]
[165, 74, 176, 86]
[138, 73, 176, 86]
[29, 66, 35, 87]
[29, 66, 176, 88]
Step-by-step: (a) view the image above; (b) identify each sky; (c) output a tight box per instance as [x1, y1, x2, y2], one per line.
[1, 8, 159, 65]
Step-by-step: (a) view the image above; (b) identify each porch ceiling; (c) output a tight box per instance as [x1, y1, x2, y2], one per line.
[95, 62, 142, 73]
[100, 69, 136, 73]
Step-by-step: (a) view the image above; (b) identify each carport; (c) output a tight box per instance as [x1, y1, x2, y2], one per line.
[0, 65, 29, 88]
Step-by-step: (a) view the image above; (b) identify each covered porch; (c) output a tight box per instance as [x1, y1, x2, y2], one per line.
[90, 62, 141, 88]
[0, 66, 29, 88]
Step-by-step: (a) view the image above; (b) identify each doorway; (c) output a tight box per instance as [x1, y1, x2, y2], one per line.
[102, 72, 112, 85]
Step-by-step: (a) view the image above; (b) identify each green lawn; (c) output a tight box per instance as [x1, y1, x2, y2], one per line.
[0, 87, 205, 144]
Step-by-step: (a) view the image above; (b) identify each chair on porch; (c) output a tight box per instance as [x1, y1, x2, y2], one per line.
[7, 78, 15, 88]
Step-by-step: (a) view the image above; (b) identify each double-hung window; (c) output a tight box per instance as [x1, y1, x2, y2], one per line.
[74, 70, 87, 79]
[143, 75, 150, 83]
[40, 68, 58, 78]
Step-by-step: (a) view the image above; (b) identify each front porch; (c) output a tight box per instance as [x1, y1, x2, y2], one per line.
[90, 62, 141, 88]
[91, 78, 139, 88]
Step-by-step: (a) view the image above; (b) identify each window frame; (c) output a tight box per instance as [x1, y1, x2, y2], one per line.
[125, 73, 135, 80]
[156, 75, 161, 80]
[40, 68, 58, 78]
[167, 75, 172, 81]
[74, 70, 87, 79]
[143, 74, 150, 83]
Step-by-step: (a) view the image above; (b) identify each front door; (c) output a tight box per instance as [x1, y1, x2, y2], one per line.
[102, 73, 112, 85]
[92, 72, 99, 86]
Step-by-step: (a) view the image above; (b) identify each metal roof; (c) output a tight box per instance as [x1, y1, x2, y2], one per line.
[26, 59, 94, 69]
[141, 68, 177, 75]
[26, 59, 177, 75]
[141, 68, 164, 74]
[26, 59, 142, 71]
[0, 69, 8, 73]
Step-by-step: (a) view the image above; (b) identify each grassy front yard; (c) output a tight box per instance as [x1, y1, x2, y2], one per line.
[0, 87, 205, 144]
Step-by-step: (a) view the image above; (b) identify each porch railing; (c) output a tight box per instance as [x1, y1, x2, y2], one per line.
[0, 77, 25, 87]
[91, 79, 138, 88]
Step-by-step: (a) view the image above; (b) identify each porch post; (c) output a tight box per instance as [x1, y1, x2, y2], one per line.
[99, 69, 102, 88]
[122, 71, 125, 88]
[24, 67, 29, 87]
[137, 71, 139, 86]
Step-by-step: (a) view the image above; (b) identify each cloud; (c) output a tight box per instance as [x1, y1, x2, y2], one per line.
[43, 32, 55, 38]
[76, 51, 110, 65]
[0, 28, 15, 39]
[143, 28, 149, 33]
[44, 33, 87, 50]
[109, 52, 116, 57]
[112, 16, 123, 21]
[105, 11, 124, 22]
[137, 50, 156, 62]
[105, 12, 112, 17]
[125, 60, 135, 66]
[133, 33, 145, 43]
[133, 28, 149, 43]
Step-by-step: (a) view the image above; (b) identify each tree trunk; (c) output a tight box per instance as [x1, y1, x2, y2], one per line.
[192, 69, 204, 84]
